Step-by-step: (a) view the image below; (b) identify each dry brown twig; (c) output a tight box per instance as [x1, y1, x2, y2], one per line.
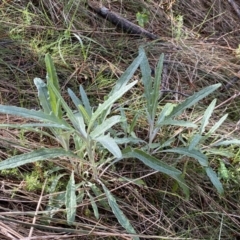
[28, 179, 48, 239]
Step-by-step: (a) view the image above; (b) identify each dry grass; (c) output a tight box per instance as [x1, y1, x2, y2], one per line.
[0, 0, 240, 239]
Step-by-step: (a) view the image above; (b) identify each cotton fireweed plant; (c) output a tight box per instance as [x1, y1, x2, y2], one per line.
[0, 47, 228, 238]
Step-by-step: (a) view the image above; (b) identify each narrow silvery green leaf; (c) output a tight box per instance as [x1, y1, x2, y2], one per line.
[97, 104, 113, 127]
[65, 171, 77, 224]
[68, 88, 83, 110]
[168, 84, 221, 118]
[78, 105, 91, 125]
[123, 148, 190, 199]
[189, 133, 202, 150]
[151, 103, 175, 141]
[207, 114, 228, 135]
[73, 134, 86, 158]
[0, 105, 65, 125]
[95, 134, 122, 158]
[80, 85, 92, 117]
[87, 192, 99, 220]
[90, 115, 122, 139]
[34, 78, 52, 114]
[90, 184, 110, 210]
[150, 53, 164, 120]
[149, 138, 175, 150]
[57, 131, 71, 150]
[55, 98, 62, 119]
[114, 137, 144, 145]
[119, 108, 128, 133]
[140, 47, 152, 102]
[35, 78, 72, 142]
[46, 173, 68, 216]
[111, 50, 144, 95]
[48, 173, 68, 195]
[45, 54, 62, 118]
[213, 139, 240, 146]
[46, 192, 66, 217]
[47, 80, 85, 135]
[0, 148, 76, 170]
[200, 99, 216, 134]
[171, 174, 189, 199]
[89, 81, 137, 131]
[129, 113, 139, 133]
[118, 176, 147, 187]
[0, 123, 71, 130]
[205, 167, 224, 195]
[157, 103, 175, 125]
[45, 54, 61, 92]
[74, 112, 87, 138]
[158, 119, 197, 128]
[123, 147, 181, 176]
[101, 184, 139, 240]
[0, 128, 55, 143]
[205, 149, 234, 157]
[162, 147, 208, 167]
[140, 50, 164, 121]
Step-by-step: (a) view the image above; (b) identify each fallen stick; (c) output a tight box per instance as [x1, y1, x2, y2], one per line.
[228, 0, 240, 19]
[88, 1, 159, 40]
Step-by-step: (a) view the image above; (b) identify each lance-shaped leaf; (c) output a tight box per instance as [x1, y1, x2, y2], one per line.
[0, 105, 66, 125]
[80, 85, 92, 118]
[149, 53, 164, 120]
[34, 78, 51, 114]
[88, 81, 137, 132]
[162, 147, 208, 167]
[45, 54, 63, 118]
[111, 50, 144, 95]
[65, 171, 77, 224]
[90, 115, 122, 139]
[0, 148, 76, 170]
[168, 84, 221, 118]
[205, 167, 224, 195]
[101, 183, 139, 240]
[200, 99, 216, 134]
[95, 134, 122, 158]
[123, 147, 189, 198]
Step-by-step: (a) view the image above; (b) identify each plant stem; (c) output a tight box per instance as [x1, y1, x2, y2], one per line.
[87, 138, 97, 180]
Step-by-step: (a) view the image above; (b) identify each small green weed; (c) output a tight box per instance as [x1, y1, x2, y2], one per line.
[136, 10, 149, 28]
[172, 15, 184, 40]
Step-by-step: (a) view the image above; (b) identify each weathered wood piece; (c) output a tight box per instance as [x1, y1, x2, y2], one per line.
[88, 1, 159, 40]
